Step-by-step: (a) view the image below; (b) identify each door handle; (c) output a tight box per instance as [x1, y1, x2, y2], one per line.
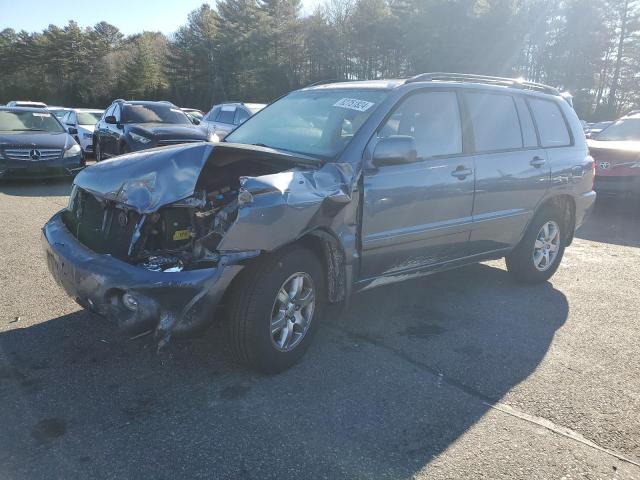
[530, 156, 546, 168]
[451, 166, 473, 180]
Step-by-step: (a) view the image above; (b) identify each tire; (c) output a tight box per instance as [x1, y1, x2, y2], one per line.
[506, 205, 567, 284]
[225, 247, 325, 374]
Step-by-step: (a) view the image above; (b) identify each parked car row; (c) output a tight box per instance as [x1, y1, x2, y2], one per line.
[1, 98, 265, 179]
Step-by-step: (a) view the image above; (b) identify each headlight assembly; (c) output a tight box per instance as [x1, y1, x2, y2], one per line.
[63, 144, 82, 158]
[130, 132, 152, 144]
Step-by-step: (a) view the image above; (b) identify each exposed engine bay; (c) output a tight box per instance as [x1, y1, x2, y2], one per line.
[63, 151, 299, 272]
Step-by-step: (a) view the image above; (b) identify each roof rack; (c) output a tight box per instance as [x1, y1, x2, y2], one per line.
[405, 72, 561, 96]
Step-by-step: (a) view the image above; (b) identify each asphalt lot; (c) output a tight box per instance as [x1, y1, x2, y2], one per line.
[0, 179, 639, 479]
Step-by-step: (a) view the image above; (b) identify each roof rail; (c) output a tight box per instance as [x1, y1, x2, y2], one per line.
[405, 72, 561, 96]
[304, 78, 340, 88]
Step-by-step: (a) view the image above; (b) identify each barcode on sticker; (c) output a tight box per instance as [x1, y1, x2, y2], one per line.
[333, 98, 375, 112]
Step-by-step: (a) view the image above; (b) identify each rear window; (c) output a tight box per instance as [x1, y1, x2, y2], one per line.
[465, 93, 522, 152]
[528, 98, 571, 147]
[217, 106, 236, 124]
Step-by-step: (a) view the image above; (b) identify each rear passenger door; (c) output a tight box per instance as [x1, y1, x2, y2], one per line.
[465, 92, 551, 253]
[360, 90, 475, 281]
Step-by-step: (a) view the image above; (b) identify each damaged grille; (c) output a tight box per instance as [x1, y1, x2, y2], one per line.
[65, 188, 142, 259]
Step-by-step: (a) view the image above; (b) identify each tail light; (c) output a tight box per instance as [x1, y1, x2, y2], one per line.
[589, 155, 596, 189]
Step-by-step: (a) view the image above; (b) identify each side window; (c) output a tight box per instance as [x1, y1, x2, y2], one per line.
[514, 97, 538, 148]
[234, 108, 251, 125]
[217, 105, 236, 124]
[61, 112, 71, 124]
[70, 112, 77, 125]
[379, 91, 463, 159]
[528, 98, 571, 147]
[464, 92, 522, 152]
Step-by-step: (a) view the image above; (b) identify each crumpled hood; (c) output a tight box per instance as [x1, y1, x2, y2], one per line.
[74, 143, 214, 213]
[0, 131, 71, 149]
[130, 123, 208, 140]
[73, 142, 321, 214]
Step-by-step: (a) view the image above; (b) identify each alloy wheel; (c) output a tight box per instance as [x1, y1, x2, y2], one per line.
[533, 221, 561, 272]
[270, 272, 316, 352]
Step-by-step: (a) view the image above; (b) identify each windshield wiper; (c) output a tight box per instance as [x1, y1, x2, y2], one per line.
[11, 128, 47, 132]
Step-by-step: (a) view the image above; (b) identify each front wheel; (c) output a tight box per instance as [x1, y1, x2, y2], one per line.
[506, 206, 566, 283]
[225, 247, 324, 374]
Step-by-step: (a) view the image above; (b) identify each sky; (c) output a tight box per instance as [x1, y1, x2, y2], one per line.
[0, 0, 324, 35]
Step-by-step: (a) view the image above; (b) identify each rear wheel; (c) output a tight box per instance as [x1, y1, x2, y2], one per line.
[506, 206, 567, 283]
[225, 247, 324, 374]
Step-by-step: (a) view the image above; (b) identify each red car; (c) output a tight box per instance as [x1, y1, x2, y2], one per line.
[589, 112, 640, 195]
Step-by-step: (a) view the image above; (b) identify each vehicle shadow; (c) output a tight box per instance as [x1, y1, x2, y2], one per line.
[0, 263, 567, 479]
[576, 195, 640, 247]
[0, 177, 74, 198]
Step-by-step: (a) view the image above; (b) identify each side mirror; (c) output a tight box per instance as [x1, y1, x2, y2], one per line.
[105, 115, 117, 125]
[68, 127, 78, 135]
[191, 117, 201, 125]
[372, 136, 417, 167]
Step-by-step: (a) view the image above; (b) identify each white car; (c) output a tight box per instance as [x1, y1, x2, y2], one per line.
[61, 108, 104, 155]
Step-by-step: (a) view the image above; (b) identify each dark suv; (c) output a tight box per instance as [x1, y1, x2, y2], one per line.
[43, 74, 595, 373]
[93, 100, 212, 161]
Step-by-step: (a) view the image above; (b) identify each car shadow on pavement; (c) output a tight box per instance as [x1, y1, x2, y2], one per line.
[0, 263, 567, 479]
[0, 177, 74, 197]
[576, 195, 640, 247]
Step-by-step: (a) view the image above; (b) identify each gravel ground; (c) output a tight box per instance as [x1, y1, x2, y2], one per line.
[0, 178, 639, 479]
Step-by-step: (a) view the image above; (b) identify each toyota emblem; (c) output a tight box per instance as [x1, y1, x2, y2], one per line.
[599, 161, 611, 170]
[117, 211, 129, 227]
[29, 149, 41, 160]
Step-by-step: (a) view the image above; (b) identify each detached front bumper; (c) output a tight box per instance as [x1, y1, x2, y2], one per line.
[0, 155, 84, 179]
[42, 211, 244, 341]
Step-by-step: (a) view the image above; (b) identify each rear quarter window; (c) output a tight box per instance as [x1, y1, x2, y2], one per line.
[464, 93, 523, 152]
[528, 98, 571, 147]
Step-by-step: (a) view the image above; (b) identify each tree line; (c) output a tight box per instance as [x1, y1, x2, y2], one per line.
[0, 0, 638, 121]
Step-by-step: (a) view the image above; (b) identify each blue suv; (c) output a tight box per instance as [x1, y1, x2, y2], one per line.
[43, 73, 595, 373]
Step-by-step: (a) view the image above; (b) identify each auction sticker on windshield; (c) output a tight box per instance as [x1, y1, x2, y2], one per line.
[333, 98, 375, 112]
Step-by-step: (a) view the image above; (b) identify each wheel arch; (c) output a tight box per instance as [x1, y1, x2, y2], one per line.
[295, 229, 348, 304]
[536, 194, 576, 246]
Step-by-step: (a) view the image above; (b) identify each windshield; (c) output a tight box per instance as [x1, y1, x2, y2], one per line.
[123, 104, 191, 125]
[0, 110, 65, 133]
[77, 111, 102, 125]
[225, 89, 388, 159]
[596, 118, 640, 141]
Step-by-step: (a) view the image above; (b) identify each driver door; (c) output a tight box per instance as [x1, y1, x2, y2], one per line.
[360, 90, 475, 281]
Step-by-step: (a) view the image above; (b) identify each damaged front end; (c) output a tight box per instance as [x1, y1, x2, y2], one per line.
[42, 142, 355, 346]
